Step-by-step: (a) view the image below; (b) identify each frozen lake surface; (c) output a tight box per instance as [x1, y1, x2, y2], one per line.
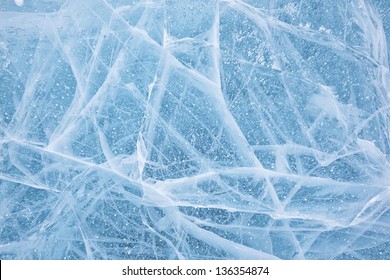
[0, 0, 389, 259]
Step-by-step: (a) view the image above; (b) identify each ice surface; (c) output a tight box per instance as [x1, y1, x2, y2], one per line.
[13, 0, 23, 7]
[0, 0, 390, 260]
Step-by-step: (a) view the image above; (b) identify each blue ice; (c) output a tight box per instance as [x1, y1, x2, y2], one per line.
[0, 0, 389, 259]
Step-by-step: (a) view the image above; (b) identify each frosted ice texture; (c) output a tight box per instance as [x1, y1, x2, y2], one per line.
[0, 0, 390, 260]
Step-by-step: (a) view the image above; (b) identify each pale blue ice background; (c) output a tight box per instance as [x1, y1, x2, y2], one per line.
[0, 0, 389, 259]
